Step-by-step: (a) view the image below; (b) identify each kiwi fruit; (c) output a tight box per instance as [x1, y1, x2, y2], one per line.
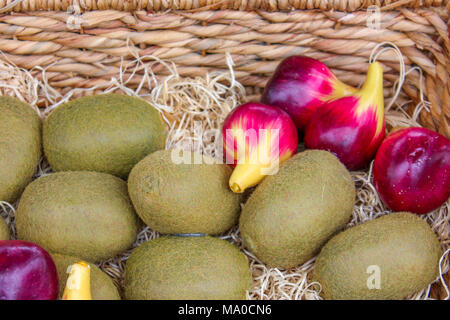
[16, 171, 140, 262]
[128, 149, 242, 234]
[43, 94, 166, 178]
[0, 97, 41, 203]
[0, 217, 9, 240]
[239, 150, 355, 268]
[51, 253, 120, 300]
[313, 212, 442, 300]
[124, 236, 252, 300]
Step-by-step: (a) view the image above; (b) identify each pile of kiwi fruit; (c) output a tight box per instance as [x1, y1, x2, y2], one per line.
[0, 93, 443, 300]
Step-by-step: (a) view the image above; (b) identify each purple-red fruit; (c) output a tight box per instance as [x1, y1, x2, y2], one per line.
[0, 240, 59, 300]
[222, 102, 298, 193]
[373, 127, 450, 214]
[262, 56, 356, 131]
[304, 62, 385, 170]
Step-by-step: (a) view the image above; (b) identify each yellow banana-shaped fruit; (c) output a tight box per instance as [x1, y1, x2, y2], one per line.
[62, 262, 92, 300]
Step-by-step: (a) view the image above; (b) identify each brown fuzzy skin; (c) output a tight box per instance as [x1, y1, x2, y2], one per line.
[51, 253, 121, 300]
[16, 171, 140, 262]
[313, 212, 443, 300]
[128, 150, 242, 234]
[0, 97, 41, 203]
[43, 94, 166, 179]
[0, 217, 9, 240]
[124, 236, 252, 300]
[239, 150, 355, 269]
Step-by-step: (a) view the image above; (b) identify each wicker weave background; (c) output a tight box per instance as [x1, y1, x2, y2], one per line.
[0, 0, 448, 12]
[0, 2, 448, 136]
[0, 0, 448, 299]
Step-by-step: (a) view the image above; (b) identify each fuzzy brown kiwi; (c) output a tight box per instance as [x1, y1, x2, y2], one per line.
[124, 236, 252, 300]
[313, 212, 443, 300]
[43, 94, 166, 179]
[0, 217, 9, 240]
[239, 150, 356, 268]
[51, 253, 121, 300]
[16, 171, 140, 262]
[0, 96, 41, 203]
[128, 150, 242, 235]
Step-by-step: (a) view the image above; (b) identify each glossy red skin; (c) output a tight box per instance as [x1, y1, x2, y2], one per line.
[304, 96, 385, 170]
[0, 240, 58, 300]
[373, 127, 450, 214]
[222, 102, 298, 166]
[261, 56, 339, 131]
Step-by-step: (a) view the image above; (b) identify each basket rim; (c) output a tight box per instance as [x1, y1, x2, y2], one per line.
[0, 0, 447, 13]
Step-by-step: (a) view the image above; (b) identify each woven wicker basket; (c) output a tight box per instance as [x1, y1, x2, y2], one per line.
[0, 0, 448, 299]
